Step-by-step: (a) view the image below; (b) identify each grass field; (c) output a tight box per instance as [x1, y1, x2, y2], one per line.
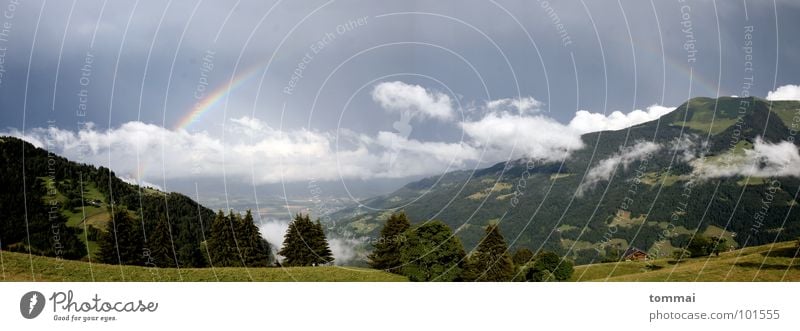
[672, 118, 739, 135]
[769, 101, 800, 128]
[4, 241, 799, 282]
[573, 240, 800, 281]
[0, 250, 407, 282]
[41, 178, 109, 259]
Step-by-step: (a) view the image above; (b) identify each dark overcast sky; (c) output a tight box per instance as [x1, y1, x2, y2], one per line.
[1, 0, 799, 195]
[0, 0, 796, 135]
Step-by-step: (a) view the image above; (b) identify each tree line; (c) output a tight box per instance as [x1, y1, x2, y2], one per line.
[96, 209, 340, 268]
[367, 212, 574, 282]
[97, 209, 273, 268]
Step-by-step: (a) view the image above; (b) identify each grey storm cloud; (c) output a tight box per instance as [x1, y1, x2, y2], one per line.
[2, 0, 799, 189]
[3, 0, 798, 134]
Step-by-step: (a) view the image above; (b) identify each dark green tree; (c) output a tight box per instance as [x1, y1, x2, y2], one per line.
[602, 244, 623, 262]
[97, 209, 144, 265]
[368, 211, 411, 273]
[524, 251, 573, 282]
[400, 220, 466, 282]
[176, 232, 208, 268]
[278, 214, 333, 266]
[310, 220, 334, 265]
[206, 210, 242, 267]
[672, 248, 689, 261]
[511, 247, 534, 266]
[710, 236, 730, 256]
[686, 234, 712, 257]
[239, 210, 271, 267]
[278, 213, 312, 266]
[147, 216, 176, 268]
[463, 224, 514, 281]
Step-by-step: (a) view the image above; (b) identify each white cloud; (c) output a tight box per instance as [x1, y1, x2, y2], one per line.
[486, 96, 542, 114]
[578, 141, 661, 195]
[230, 116, 266, 135]
[327, 238, 359, 265]
[4, 119, 478, 184]
[372, 131, 479, 177]
[568, 105, 676, 134]
[6, 92, 682, 187]
[372, 81, 454, 120]
[691, 137, 800, 179]
[766, 84, 800, 101]
[461, 111, 584, 162]
[258, 219, 290, 256]
[119, 176, 164, 191]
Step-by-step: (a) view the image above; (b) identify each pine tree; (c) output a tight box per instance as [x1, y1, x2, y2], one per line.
[463, 224, 514, 281]
[176, 240, 207, 268]
[278, 213, 313, 266]
[97, 209, 144, 265]
[147, 216, 176, 268]
[207, 210, 242, 267]
[278, 213, 333, 266]
[368, 211, 411, 273]
[239, 210, 271, 267]
[311, 220, 334, 265]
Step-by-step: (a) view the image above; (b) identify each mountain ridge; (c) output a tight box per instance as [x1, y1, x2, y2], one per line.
[330, 96, 800, 265]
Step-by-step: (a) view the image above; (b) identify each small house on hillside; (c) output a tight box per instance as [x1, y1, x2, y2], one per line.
[622, 247, 648, 261]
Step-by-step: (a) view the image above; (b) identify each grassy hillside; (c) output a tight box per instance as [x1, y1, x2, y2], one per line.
[0, 250, 407, 282]
[574, 240, 800, 281]
[1, 136, 221, 268]
[4, 241, 797, 282]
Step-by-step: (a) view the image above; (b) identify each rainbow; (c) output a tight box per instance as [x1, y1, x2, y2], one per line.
[171, 44, 724, 132]
[636, 39, 726, 99]
[132, 63, 267, 182]
[172, 63, 267, 131]
[138, 50, 723, 182]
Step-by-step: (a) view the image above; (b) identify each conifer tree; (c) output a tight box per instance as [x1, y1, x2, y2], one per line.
[239, 210, 271, 267]
[368, 211, 411, 273]
[463, 224, 514, 281]
[278, 213, 333, 266]
[147, 216, 176, 268]
[176, 232, 208, 268]
[207, 210, 242, 267]
[278, 213, 312, 266]
[311, 220, 334, 265]
[97, 209, 144, 266]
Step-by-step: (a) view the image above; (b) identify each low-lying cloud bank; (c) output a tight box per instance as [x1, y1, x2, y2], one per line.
[577, 141, 662, 196]
[577, 134, 800, 197]
[690, 137, 800, 179]
[8, 83, 800, 186]
[568, 105, 675, 134]
[6, 120, 480, 184]
[5, 82, 680, 185]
